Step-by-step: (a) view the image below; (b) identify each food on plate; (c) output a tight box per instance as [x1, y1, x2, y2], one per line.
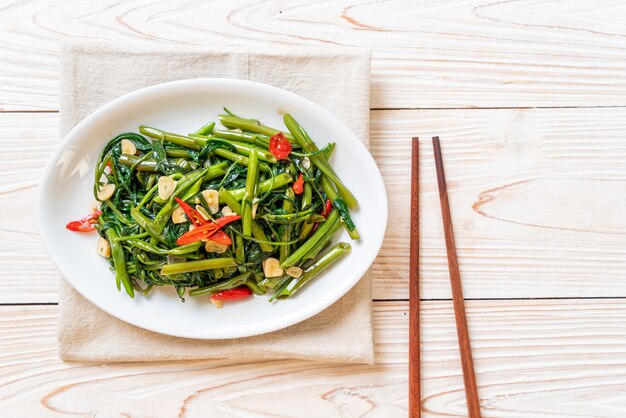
[66, 109, 359, 305]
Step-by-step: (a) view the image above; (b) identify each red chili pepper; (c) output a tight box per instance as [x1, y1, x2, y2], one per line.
[321, 199, 332, 218]
[176, 215, 241, 245]
[174, 197, 206, 227]
[66, 210, 102, 232]
[311, 199, 333, 235]
[268, 132, 292, 160]
[292, 173, 304, 195]
[210, 287, 252, 301]
[177, 223, 219, 245]
[208, 230, 232, 246]
[66, 221, 97, 232]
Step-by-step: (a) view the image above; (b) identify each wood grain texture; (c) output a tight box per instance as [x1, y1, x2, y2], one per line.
[3, 3, 625, 416]
[432, 136, 481, 418]
[3, 107, 626, 302]
[2, 0, 626, 110]
[0, 112, 61, 303]
[372, 106, 626, 300]
[1, 300, 625, 417]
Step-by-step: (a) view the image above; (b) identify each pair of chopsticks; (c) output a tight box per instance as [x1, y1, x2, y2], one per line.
[409, 137, 481, 418]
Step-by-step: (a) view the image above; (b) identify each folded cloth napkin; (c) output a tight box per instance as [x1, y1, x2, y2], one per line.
[57, 41, 374, 364]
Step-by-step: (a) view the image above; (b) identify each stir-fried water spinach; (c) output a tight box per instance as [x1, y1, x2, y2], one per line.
[67, 110, 358, 306]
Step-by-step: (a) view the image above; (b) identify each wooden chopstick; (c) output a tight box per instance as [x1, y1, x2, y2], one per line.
[409, 137, 420, 418]
[432, 136, 482, 418]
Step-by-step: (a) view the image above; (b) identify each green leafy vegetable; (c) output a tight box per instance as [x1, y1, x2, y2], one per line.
[84, 111, 359, 304]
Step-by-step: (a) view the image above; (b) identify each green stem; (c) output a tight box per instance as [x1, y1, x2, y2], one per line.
[212, 129, 269, 147]
[161, 257, 237, 275]
[130, 208, 166, 244]
[188, 272, 250, 297]
[301, 181, 313, 210]
[204, 161, 229, 181]
[221, 173, 292, 203]
[268, 276, 294, 302]
[296, 181, 314, 241]
[281, 210, 340, 268]
[245, 279, 265, 295]
[235, 234, 245, 263]
[165, 149, 191, 158]
[105, 228, 134, 298]
[320, 175, 360, 239]
[241, 149, 258, 236]
[194, 122, 215, 135]
[258, 276, 286, 290]
[119, 154, 159, 171]
[218, 114, 295, 142]
[104, 200, 134, 226]
[145, 174, 157, 189]
[283, 113, 358, 208]
[190, 134, 277, 163]
[139, 126, 201, 150]
[113, 232, 149, 242]
[124, 240, 202, 255]
[261, 209, 323, 224]
[219, 188, 273, 252]
[228, 141, 277, 164]
[174, 157, 192, 171]
[214, 147, 250, 166]
[212, 148, 270, 171]
[274, 242, 351, 299]
[297, 220, 315, 241]
[280, 188, 295, 263]
[181, 177, 203, 202]
[301, 216, 341, 261]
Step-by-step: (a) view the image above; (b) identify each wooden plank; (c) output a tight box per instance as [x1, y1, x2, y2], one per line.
[0, 113, 60, 303]
[0, 300, 625, 417]
[373, 107, 626, 299]
[2, 0, 626, 110]
[3, 108, 626, 302]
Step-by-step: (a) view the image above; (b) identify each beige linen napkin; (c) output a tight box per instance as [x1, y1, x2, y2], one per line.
[58, 41, 374, 363]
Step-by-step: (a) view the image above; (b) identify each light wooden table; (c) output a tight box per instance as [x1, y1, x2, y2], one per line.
[2, 1, 626, 417]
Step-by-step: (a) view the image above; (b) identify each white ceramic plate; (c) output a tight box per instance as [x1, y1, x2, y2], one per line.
[38, 79, 387, 339]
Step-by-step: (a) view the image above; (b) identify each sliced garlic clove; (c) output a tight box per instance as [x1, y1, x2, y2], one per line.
[286, 266, 303, 279]
[158, 176, 177, 200]
[201, 189, 220, 214]
[172, 206, 187, 224]
[211, 298, 224, 308]
[205, 241, 228, 254]
[96, 237, 111, 257]
[189, 224, 196, 232]
[195, 205, 210, 221]
[221, 205, 235, 217]
[302, 156, 311, 170]
[97, 183, 116, 201]
[121, 139, 137, 155]
[262, 257, 283, 278]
